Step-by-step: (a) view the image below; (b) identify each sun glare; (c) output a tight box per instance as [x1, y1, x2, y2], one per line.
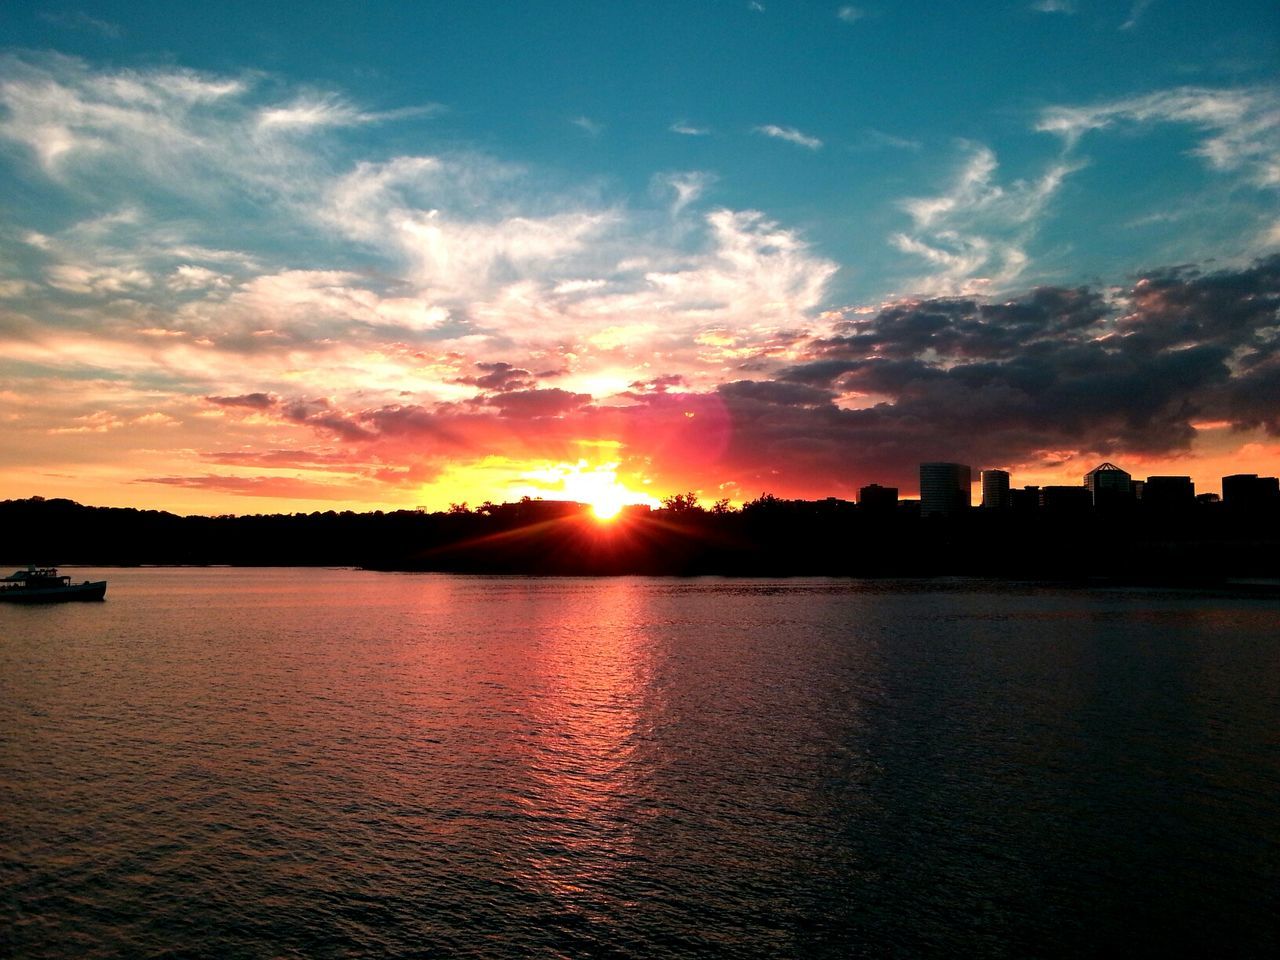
[548, 460, 653, 522]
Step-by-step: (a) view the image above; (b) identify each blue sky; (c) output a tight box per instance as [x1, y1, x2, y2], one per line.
[1, 1, 1277, 511]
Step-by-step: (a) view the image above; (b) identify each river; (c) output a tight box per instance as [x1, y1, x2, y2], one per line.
[2, 569, 1277, 957]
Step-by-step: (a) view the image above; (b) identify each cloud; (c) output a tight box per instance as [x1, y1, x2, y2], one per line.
[754, 124, 823, 150]
[851, 129, 921, 152]
[253, 95, 442, 133]
[570, 116, 604, 137]
[890, 143, 1076, 294]
[1038, 86, 1280, 188]
[206, 393, 278, 409]
[0, 54, 251, 176]
[454, 362, 537, 393]
[1120, 0, 1156, 30]
[655, 170, 715, 215]
[755, 255, 1280, 486]
[670, 120, 711, 136]
[38, 10, 123, 38]
[138, 473, 361, 499]
[64, 253, 1269, 503]
[1029, 1, 1075, 13]
[836, 7, 866, 23]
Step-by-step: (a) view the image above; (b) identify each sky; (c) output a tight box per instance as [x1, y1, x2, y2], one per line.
[1, 0, 1277, 514]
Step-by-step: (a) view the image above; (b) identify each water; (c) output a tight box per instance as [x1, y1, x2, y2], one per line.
[2, 569, 1277, 958]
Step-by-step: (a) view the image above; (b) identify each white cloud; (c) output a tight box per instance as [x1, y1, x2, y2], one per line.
[671, 120, 711, 136]
[168, 265, 231, 291]
[256, 95, 370, 131]
[836, 6, 866, 23]
[892, 143, 1076, 294]
[1038, 87, 1280, 188]
[39, 10, 123, 38]
[655, 171, 715, 215]
[1120, 0, 1156, 30]
[853, 128, 921, 151]
[1029, 1, 1075, 13]
[754, 124, 823, 150]
[570, 116, 604, 137]
[0, 51, 844, 409]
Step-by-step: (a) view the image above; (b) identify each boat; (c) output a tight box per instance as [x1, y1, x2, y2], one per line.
[0, 566, 107, 603]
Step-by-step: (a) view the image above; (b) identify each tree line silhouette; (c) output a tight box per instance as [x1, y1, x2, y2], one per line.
[2, 492, 1277, 581]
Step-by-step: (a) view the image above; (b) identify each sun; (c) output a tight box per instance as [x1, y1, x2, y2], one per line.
[554, 461, 650, 521]
[589, 491, 625, 521]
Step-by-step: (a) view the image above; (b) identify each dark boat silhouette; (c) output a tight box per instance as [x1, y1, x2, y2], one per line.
[0, 566, 107, 603]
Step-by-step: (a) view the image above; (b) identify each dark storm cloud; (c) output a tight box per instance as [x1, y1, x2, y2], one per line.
[747, 255, 1280, 488]
[477, 388, 592, 419]
[280, 398, 374, 442]
[717, 379, 835, 408]
[454, 361, 537, 393]
[205, 392, 278, 409]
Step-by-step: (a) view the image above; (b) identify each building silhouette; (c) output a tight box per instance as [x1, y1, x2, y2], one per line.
[920, 462, 972, 518]
[1011, 485, 1040, 512]
[1223, 474, 1279, 511]
[1040, 486, 1093, 513]
[981, 470, 1011, 510]
[1143, 476, 1195, 510]
[1085, 462, 1132, 507]
[858, 483, 898, 513]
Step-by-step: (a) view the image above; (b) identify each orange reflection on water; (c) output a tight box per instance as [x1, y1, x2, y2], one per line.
[512, 580, 656, 906]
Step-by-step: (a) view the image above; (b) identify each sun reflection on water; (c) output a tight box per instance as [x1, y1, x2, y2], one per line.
[513, 580, 654, 908]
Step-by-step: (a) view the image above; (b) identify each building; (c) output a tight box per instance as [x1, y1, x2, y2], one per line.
[1085, 462, 1132, 507]
[980, 470, 1011, 510]
[919, 462, 972, 518]
[1010, 486, 1041, 512]
[1040, 486, 1092, 513]
[1222, 474, 1279, 511]
[858, 484, 898, 513]
[1143, 476, 1195, 510]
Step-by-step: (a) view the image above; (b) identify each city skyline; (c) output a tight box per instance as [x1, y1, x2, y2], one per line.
[1, 2, 1278, 514]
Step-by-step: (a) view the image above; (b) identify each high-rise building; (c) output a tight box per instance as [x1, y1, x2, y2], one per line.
[1084, 462, 1132, 506]
[1143, 476, 1195, 510]
[919, 462, 971, 517]
[1222, 474, 1279, 511]
[858, 483, 898, 513]
[981, 469, 1011, 510]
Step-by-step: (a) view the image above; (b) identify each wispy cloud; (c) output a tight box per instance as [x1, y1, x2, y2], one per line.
[671, 120, 711, 136]
[38, 10, 123, 38]
[655, 171, 716, 216]
[1029, 1, 1075, 13]
[836, 6, 866, 23]
[891, 143, 1076, 294]
[0, 50, 841, 454]
[1038, 86, 1280, 188]
[570, 115, 604, 137]
[1120, 0, 1157, 30]
[754, 124, 823, 150]
[852, 128, 921, 152]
